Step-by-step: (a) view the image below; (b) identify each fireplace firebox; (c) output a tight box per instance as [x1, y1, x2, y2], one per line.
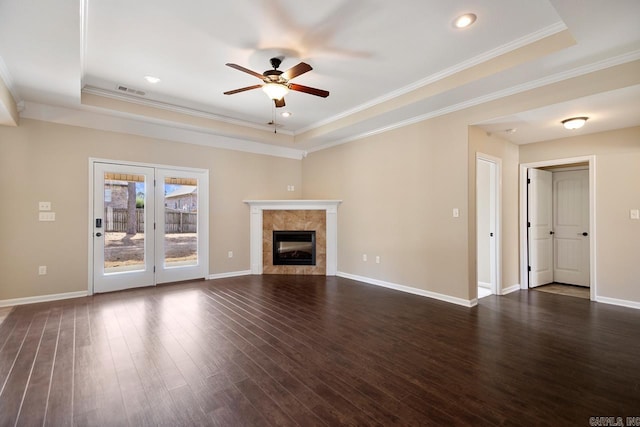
[273, 230, 316, 266]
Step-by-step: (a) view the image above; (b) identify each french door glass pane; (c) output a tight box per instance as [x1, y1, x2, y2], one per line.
[164, 177, 198, 267]
[103, 172, 146, 273]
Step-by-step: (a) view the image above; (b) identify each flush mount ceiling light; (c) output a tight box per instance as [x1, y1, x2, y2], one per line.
[281, 111, 292, 118]
[262, 82, 289, 100]
[562, 116, 589, 130]
[454, 13, 477, 29]
[144, 75, 161, 84]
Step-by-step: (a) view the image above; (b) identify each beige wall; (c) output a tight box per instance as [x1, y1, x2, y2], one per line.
[0, 118, 302, 300]
[301, 61, 640, 303]
[2, 61, 639, 306]
[468, 127, 521, 296]
[303, 115, 471, 300]
[520, 127, 640, 303]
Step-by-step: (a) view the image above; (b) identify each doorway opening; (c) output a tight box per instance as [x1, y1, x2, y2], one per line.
[89, 159, 209, 294]
[519, 156, 596, 301]
[476, 153, 501, 299]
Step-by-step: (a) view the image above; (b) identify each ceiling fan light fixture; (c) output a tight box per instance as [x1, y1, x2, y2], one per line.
[562, 116, 589, 130]
[262, 83, 289, 100]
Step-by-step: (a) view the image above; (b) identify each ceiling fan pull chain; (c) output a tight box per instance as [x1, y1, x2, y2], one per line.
[273, 104, 277, 134]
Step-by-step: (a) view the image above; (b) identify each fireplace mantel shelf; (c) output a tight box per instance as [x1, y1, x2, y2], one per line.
[244, 200, 342, 210]
[244, 200, 341, 275]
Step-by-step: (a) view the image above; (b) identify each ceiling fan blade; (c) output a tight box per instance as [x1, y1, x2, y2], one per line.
[289, 83, 329, 98]
[223, 84, 262, 95]
[282, 62, 312, 80]
[225, 63, 265, 79]
[274, 98, 286, 108]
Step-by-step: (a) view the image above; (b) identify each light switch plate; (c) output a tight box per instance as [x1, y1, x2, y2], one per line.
[631, 209, 640, 220]
[39, 201, 51, 211]
[453, 208, 460, 218]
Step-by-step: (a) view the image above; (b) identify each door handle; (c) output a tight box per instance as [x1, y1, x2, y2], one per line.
[489, 232, 494, 237]
[95, 232, 102, 237]
[549, 231, 554, 235]
[582, 232, 588, 236]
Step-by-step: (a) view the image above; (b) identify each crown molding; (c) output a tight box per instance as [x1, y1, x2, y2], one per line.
[0, 55, 21, 103]
[306, 50, 640, 154]
[20, 101, 305, 160]
[297, 22, 568, 134]
[81, 85, 294, 136]
[79, 0, 89, 89]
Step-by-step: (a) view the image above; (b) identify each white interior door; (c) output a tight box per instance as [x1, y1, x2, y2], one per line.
[155, 168, 208, 284]
[528, 168, 553, 287]
[93, 163, 155, 293]
[477, 158, 497, 294]
[553, 170, 590, 286]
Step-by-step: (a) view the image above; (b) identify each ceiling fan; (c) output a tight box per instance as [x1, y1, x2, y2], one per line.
[223, 57, 329, 108]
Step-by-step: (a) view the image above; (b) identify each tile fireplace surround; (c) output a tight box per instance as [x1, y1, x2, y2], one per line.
[244, 200, 342, 275]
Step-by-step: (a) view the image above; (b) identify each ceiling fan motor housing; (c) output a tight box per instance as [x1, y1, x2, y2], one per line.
[263, 69, 284, 80]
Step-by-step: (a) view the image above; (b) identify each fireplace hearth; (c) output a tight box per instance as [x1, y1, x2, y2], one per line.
[273, 230, 316, 266]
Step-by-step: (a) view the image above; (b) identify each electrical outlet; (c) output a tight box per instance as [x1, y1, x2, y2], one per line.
[39, 212, 56, 221]
[228, 251, 233, 258]
[38, 266, 47, 275]
[362, 254, 367, 262]
[39, 201, 51, 211]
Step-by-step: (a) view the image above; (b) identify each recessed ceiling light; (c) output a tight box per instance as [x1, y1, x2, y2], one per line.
[562, 117, 588, 130]
[144, 75, 161, 84]
[454, 13, 477, 29]
[281, 111, 292, 118]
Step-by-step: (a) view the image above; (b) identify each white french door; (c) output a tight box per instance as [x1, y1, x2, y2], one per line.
[93, 163, 155, 293]
[154, 168, 208, 284]
[91, 161, 208, 294]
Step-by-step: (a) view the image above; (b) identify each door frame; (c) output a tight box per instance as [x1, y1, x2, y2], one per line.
[519, 155, 596, 300]
[88, 158, 209, 295]
[476, 153, 501, 296]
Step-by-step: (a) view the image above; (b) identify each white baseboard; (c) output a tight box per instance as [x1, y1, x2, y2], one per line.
[0, 291, 88, 308]
[208, 270, 252, 280]
[478, 281, 492, 289]
[337, 272, 476, 307]
[595, 296, 640, 310]
[501, 284, 521, 295]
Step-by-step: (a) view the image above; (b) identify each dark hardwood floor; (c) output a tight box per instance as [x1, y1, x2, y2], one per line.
[1, 275, 639, 426]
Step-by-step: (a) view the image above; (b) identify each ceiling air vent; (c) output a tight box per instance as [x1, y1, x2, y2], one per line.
[116, 85, 146, 96]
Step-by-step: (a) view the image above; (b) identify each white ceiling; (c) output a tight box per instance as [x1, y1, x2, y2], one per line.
[0, 0, 639, 151]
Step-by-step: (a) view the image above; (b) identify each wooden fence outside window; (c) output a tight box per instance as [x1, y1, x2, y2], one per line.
[104, 208, 197, 233]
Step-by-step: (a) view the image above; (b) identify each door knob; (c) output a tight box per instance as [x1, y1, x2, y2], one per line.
[95, 232, 102, 237]
[549, 231, 555, 235]
[490, 232, 494, 237]
[582, 232, 588, 236]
